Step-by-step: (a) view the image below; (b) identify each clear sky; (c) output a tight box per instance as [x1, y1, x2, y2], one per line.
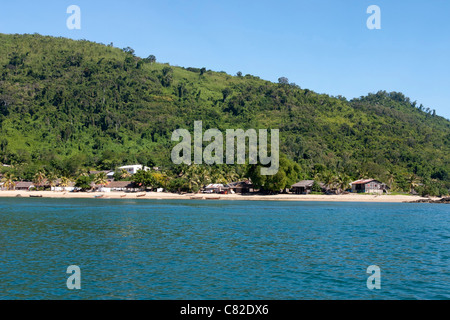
[1, 0, 449, 119]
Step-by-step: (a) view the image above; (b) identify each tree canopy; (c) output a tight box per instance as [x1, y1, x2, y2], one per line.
[0, 33, 448, 195]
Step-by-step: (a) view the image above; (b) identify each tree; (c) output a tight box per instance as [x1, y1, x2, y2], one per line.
[94, 172, 108, 189]
[222, 88, 232, 102]
[318, 171, 336, 191]
[60, 176, 72, 191]
[75, 175, 93, 191]
[183, 165, 210, 193]
[386, 169, 396, 191]
[407, 174, 419, 194]
[133, 169, 156, 189]
[33, 171, 46, 189]
[167, 177, 189, 193]
[1, 172, 16, 190]
[264, 170, 287, 194]
[281, 156, 302, 191]
[122, 47, 135, 55]
[335, 173, 351, 193]
[278, 77, 289, 85]
[236, 71, 242, 77]
[311, 180, 322, 193]
[144, 54, 156, 64]
[113, 169, 130, 181]
[210, 167, 228, 184]
[247, 154, 302, 194]
[161, 67, 173, 87]
[46, 172, 58, 189]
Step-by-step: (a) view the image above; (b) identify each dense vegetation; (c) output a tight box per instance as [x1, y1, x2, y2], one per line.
[0, 33, 449, 195]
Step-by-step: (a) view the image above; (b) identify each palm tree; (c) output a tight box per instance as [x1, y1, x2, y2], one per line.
[386, 169, 395, 191]
[357, 168, 369, 179]
[33, 171, 46, 189]
[46, 172, 58, 190]
[225, 168, 240, 183]
[185, 165, 207, 193]
[335, 173, 351, 194]
[152, 172, 170, 189]
[94, 172, 108, 190]
[119, 169, 131, 180]
[407, 174, 419, 194]
[320, 171, 336, 191]
[198, 166, 212, 190]
[211, 167, 228, 184]
[60, 176, 72, 191]
[1, 172, 16, 190]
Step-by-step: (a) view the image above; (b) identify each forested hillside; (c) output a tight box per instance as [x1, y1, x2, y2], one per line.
[0, 33, 449, 194]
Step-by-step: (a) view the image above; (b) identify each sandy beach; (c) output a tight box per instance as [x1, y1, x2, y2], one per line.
[0, 190, 438, 202]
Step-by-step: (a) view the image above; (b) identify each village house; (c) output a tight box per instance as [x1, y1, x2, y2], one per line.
[15, 181, 35, 191]
[291, 180, 326, 194]
[51, 180, 76, 192]
[350, 179, 388, 194]
[203, 184, 226, 194]
[100, 181, 140, 192]
[226, 180, 254, 194]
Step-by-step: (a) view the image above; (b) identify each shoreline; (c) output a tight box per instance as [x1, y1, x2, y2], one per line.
[0, 190, 439, 203]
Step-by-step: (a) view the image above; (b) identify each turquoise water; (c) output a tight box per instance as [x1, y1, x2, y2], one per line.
[0, 198, 449, 300]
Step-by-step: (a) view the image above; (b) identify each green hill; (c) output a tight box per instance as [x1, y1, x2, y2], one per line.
[0, 33, 449, 194]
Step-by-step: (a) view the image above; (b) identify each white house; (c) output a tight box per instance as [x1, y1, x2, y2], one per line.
[120, 164, 150, 175]
[107, 164, 150, 178]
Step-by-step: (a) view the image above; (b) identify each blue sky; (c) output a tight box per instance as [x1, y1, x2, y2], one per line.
[1, 0, 449, 119]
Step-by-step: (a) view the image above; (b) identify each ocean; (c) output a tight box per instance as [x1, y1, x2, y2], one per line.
[0, 198, 448, 299]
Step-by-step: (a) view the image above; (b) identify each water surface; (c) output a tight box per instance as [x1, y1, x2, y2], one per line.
[0, 198, 448, 299]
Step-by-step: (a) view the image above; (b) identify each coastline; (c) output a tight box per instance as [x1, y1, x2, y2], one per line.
[0, 190, 438, 203]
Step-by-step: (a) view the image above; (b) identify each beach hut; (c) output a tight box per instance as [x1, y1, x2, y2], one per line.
[226, 180, 253, 194]
[203, 184, 226, 194]
[15, 181, 35, 191]
[100, 181, 140, 192]
[350, 179, 388, 194]
[291, 180, 326, 194]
